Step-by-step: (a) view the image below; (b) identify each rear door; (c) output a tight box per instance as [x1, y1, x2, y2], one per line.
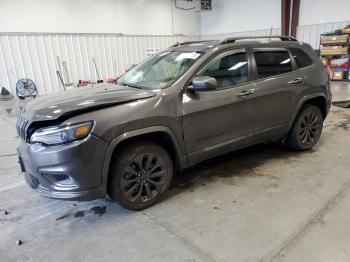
[249, 47, 306, 138]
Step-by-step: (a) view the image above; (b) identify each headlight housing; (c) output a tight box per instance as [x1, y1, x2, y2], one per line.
[30, 121, 94, 146]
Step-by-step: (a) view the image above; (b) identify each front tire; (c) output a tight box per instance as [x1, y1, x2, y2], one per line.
[108, 141, 173, 210]
[286, 104, 323, 150]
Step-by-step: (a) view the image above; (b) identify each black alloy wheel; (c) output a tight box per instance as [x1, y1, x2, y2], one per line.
[298, 110, 322, 147]
[109, 141, 173, 210]
[121, 153, 167, 203]
[286, 104, 323, 150]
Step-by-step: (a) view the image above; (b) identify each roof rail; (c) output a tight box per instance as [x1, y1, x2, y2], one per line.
[170, 40, 215, 47]
[219, 36, 297, 45]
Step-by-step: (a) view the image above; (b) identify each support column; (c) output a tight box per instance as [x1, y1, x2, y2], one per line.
[290, 0, 300, 37]
[281, 0, 300, 37]
[281, 0, 291, 36]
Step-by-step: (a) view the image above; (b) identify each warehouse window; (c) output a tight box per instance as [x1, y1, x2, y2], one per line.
[200, 51, 248, 89]
[254, 50, 292, 79]
[290, 48, 313, 68]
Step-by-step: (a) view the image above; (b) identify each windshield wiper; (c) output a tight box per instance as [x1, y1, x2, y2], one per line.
[119, 82, 143, 89]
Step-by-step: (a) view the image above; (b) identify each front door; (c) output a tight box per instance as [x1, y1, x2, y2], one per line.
[181, 48, 261, 164]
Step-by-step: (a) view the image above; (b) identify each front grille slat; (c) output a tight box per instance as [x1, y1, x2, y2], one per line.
[16, 119, 21, 137]
[16, 116, 29, 140]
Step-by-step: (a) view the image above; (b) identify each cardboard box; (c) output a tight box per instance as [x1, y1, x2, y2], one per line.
[332, 71, 345, 80]
[321, 35, 348, 44]
[342, 25, 350, 34]
[321, 46, 349, 55]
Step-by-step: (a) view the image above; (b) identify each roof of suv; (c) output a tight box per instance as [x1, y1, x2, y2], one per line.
[170, 40, 219, 52]
[171, 36, 303, 52]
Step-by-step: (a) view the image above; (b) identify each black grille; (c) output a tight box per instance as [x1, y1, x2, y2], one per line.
[16, 116, 29, 140]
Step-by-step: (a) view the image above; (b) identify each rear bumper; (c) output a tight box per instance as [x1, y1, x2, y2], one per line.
[326, 90, 332, 116]
[17, 134, 108, 201]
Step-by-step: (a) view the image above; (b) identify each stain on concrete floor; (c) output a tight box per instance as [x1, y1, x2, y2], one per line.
[170, 143, 313, 195]
[0, 216, 22, 223]
[56, 205, 106, 221]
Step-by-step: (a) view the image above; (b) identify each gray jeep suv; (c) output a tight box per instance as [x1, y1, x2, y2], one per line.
[17, 36, 332, 210]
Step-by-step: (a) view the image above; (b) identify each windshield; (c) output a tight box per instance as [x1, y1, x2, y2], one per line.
[117, 51, 203, 89]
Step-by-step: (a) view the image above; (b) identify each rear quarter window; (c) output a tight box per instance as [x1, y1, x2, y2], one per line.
[290, 48, 313, 68]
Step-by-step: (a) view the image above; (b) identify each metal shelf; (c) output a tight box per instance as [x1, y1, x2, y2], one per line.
[321, 33, 349, 36]
[320, 32, 350, 81]
[320, 54, 349, 57]
[330, 79, 350, 82]
[320, 54, 349, 56]
[320, 42, 350, 46]
[330, 68, 349, 72]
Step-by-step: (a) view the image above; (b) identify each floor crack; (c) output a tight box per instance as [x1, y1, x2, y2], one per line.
[142, 211, 218, 262]
[0, 153, 17, 158]
[263, 178, 350, 262]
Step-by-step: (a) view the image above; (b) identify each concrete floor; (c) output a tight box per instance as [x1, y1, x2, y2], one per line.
[0, 82, 350, 262]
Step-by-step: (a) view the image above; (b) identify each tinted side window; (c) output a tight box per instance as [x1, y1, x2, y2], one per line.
[254, 50, 292, 79]
[200, 51, 248, 89]
[290, 48, 313, 68]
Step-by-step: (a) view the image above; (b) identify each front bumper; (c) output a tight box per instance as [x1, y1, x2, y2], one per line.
[17, 134, 108, 201]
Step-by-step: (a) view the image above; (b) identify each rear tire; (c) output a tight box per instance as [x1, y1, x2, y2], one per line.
[286, 104, 323, 150]
[108, 141, 173, 210]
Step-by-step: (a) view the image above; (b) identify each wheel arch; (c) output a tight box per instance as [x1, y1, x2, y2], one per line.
[101, 126, 186, 192]
[303, 96, 328, 119]
[289, 93, 328, 130]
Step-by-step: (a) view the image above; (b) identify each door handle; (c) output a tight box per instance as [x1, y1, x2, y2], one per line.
[237, 88, 256, 97]
[288, 77, 303, 85]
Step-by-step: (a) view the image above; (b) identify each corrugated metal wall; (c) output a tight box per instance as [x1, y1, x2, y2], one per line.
[296, 21, 350, 49]
[0, 33, 196, 95]
[1, 21, 350, 96]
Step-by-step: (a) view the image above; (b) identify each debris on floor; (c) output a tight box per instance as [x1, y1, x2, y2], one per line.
[1, 209, 9, 215]
[16, 240, 22, 246]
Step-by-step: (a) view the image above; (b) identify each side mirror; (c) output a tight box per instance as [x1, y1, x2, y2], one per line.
[187, 76, 217, 91]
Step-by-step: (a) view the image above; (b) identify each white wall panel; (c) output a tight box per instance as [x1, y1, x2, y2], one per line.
[200, 28, 282, 40]
[299, 0, 350, 26]
[0, 0, 200, 36]
[200, 0, 281, 35]
[0, 33, 196, 95]
[201, 21, 350, 49]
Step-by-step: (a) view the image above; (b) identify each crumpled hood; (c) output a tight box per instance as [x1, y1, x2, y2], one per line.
[22, 83, 156, 122]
